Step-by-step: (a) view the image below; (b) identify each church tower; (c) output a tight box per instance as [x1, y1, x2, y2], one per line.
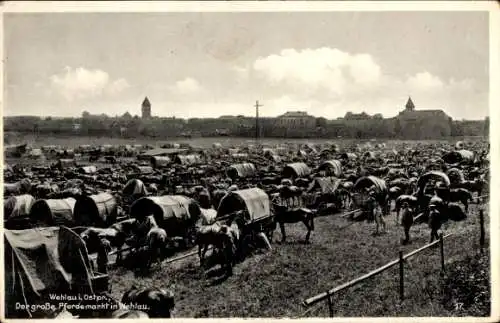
[405, 96, 415, 111]
[141, 97, 151, 119]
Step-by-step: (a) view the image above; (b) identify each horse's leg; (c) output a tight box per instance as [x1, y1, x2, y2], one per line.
[403, 226, 410, 244]
[430, 229, 436, 243]
[198, 244, 205, 267]
[279, 222, 286, 243]
[381, 215, 387, 233]
[257, 231, 272, 250]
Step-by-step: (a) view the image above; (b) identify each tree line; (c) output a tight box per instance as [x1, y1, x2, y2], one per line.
[4, 114, 487, 140]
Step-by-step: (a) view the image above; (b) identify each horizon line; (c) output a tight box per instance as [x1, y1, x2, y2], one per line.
[2, 114, 489, 122]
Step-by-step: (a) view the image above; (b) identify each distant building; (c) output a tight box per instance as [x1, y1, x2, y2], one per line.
[396, 97, 452, 139]
[275, 111, 316, 129]
[142, 97, 152, 119]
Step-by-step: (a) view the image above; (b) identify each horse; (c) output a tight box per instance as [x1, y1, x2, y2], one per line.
[272, 204, 315, 243]
[428, 207, 444, 243]
[338, 181, 354, 209]
[368, 198, 386, 235]
[388, 186, 404, 208]
[195, 223, 225, 266]
[121, 285, 175, 318]
[459, 177, 487, 198]
[109, 218, 137, 264]
[449, 188, 473, 213]
[400, 203, 414, 245]
[146, 227, 168, 268]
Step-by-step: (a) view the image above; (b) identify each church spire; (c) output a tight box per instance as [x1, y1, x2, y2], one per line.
[405, 96, 415, 111]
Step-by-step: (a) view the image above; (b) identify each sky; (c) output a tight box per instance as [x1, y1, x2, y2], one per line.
[3, 11, 489, 120]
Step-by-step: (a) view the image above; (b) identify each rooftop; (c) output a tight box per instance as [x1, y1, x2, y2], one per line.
[278, 111, 313, 118]
[142, 96, 151, 108]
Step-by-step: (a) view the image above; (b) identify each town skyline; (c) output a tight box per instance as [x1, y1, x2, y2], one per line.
[4, 95, 489, 122]
[4, 11, 489, 120]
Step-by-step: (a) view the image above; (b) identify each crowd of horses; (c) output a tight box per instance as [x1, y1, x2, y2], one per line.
[3, 139, 489, 318]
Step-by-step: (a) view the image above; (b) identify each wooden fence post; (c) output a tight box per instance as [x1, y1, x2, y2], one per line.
[399, 250, 404, 302]
[326, 291, 334, 317]
[479, 208, 485, 252]
[439, 233, 445, 272]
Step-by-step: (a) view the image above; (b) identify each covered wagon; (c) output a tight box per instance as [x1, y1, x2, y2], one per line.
[122, 179, 148, 201]
[4, 194, 36, 229]
[447, 168, 465, 186]
[4, 226, 107, 318]
[29, 198, 77, 227]
[226, 163, 257, 180]
[175, 154, 203, 166]
[73, 193, 117, 227]
[416, 171, 451, 209]
[130, 195, 202, 245]
[216, 187, 274, 236]
[442, 149, 475, 164]
[4, 179, 32, 196]
[306, 177, 343, 211]
[150, 156, 171, 168]
[56, 158, 77, 169]
[4, 194, 36, 220]
[283, 162, 311, 179]
[317, 160, 343, 177]
[352, 176, 389, 216]
[79, 165, 97, 174]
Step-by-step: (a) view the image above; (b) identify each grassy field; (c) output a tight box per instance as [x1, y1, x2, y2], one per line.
[5, 133, 490, 317]
[4, 133, 475, 150]
[108, 203, 490, 318]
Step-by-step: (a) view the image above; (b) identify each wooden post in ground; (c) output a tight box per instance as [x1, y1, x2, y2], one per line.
[326, 291, 334, 317]
[439, 233, 445, 272]
[479, 208, 485, 252]
[399, 250, 404, 302]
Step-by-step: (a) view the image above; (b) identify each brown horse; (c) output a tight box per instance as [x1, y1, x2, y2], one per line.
[272, 204, 315, 243]
[146, 227, 168, 268]
[195, 223, 225, 266]
[428, 207, 443, 243]
[449, 188, 473, 213]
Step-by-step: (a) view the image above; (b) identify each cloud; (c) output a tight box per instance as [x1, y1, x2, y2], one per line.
[406, 72, 444, 91]
[106, 78, 130, 96]
[170, 77, 202, 94]
[232, 47, 487, 119]
[49, 67, 129, 101]
[250, 48, 382, 95]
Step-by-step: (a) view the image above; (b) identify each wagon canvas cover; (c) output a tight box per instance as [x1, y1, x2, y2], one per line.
[227, 163, 257, 178]
[4, 194, 36, 219]
[417, 171, 451, 188]
[217, 188, 271, 222]
[308, 177, 342, 194]
[283, 162, 311, 178]
[131, 195, 199, 223]
[4, 226, 94, 317]
[318, 160, 343, 177]
[30, 198, 77, 226]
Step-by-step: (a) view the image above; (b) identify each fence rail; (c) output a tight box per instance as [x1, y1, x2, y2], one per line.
[302, 232, 453, 313]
